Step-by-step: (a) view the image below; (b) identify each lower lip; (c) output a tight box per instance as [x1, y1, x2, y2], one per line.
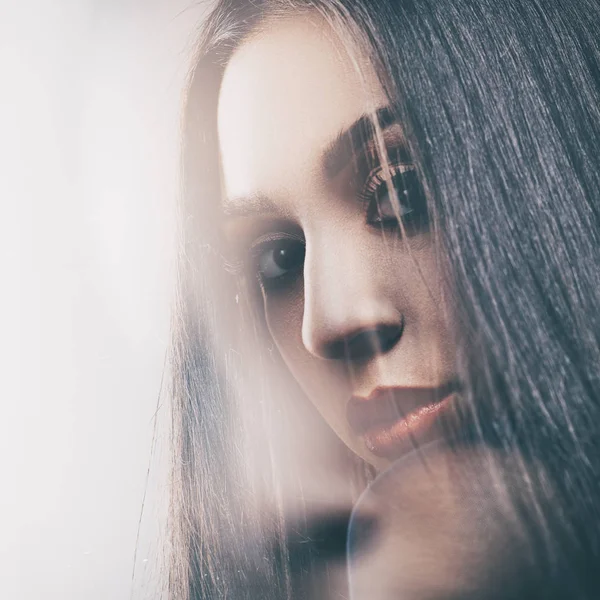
[362, 393, 457, 459]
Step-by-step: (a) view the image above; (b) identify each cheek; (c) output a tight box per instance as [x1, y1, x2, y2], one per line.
[262, 282, 352, 437]
[398, 244, 454, 349]
[261, 282, 315, 389]
[263, 286, 304, 356]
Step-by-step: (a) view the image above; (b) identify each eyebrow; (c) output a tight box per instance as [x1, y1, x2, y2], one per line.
[222, 192, 281, 218]
[322, 105, 404, 179]
[223, 105, 406, 218]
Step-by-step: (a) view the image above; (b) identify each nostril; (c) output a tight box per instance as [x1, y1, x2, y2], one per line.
[376, 322, 404, 353]
[324, 321, 404, 361]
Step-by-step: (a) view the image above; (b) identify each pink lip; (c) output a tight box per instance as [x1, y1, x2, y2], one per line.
[346, 382, 460, 459]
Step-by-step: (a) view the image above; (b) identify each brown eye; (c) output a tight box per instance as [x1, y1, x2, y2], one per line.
[368, 184, 414, 223]
[257, 237, 305, 281]
[365, 167, 429, 233]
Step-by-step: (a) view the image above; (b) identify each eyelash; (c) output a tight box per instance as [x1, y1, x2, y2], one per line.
[358, 162, 413, 201]
[358, 162, 428, 230]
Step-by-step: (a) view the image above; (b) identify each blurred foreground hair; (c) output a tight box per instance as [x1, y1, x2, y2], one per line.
[170, 1, 600, 598]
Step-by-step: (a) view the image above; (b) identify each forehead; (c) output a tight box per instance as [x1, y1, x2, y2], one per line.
[217, 15, 387, 203]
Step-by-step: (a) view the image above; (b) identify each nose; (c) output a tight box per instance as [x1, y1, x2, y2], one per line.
[301, 237, 404, 362]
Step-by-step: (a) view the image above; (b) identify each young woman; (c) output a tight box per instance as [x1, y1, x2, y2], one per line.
[170, 0, 600, 598]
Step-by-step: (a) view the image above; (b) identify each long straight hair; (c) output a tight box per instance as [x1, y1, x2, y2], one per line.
[171, 1, 600, 598]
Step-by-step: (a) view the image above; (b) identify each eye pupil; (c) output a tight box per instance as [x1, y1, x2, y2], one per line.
[274, 240, 304, 270]
[376, 187, 411, 219]
[258, 238, 306, 283]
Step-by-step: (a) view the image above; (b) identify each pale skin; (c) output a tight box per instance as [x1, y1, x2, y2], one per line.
[218, 15, 457, 472]
[216, 14, 543, 598]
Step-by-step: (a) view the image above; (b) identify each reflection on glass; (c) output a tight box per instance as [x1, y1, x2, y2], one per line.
[169, 1, 600, 598]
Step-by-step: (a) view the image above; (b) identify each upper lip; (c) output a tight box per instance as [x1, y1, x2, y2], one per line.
[346, 381, 460, 435]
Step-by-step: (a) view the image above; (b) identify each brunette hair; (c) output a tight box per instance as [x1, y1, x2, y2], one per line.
[170, 1, 600, 598]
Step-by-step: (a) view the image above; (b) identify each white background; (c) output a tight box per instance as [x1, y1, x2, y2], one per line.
[0, 1, 212, 598]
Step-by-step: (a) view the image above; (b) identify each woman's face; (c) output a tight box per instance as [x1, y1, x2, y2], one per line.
[218, 15, 458, 470]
